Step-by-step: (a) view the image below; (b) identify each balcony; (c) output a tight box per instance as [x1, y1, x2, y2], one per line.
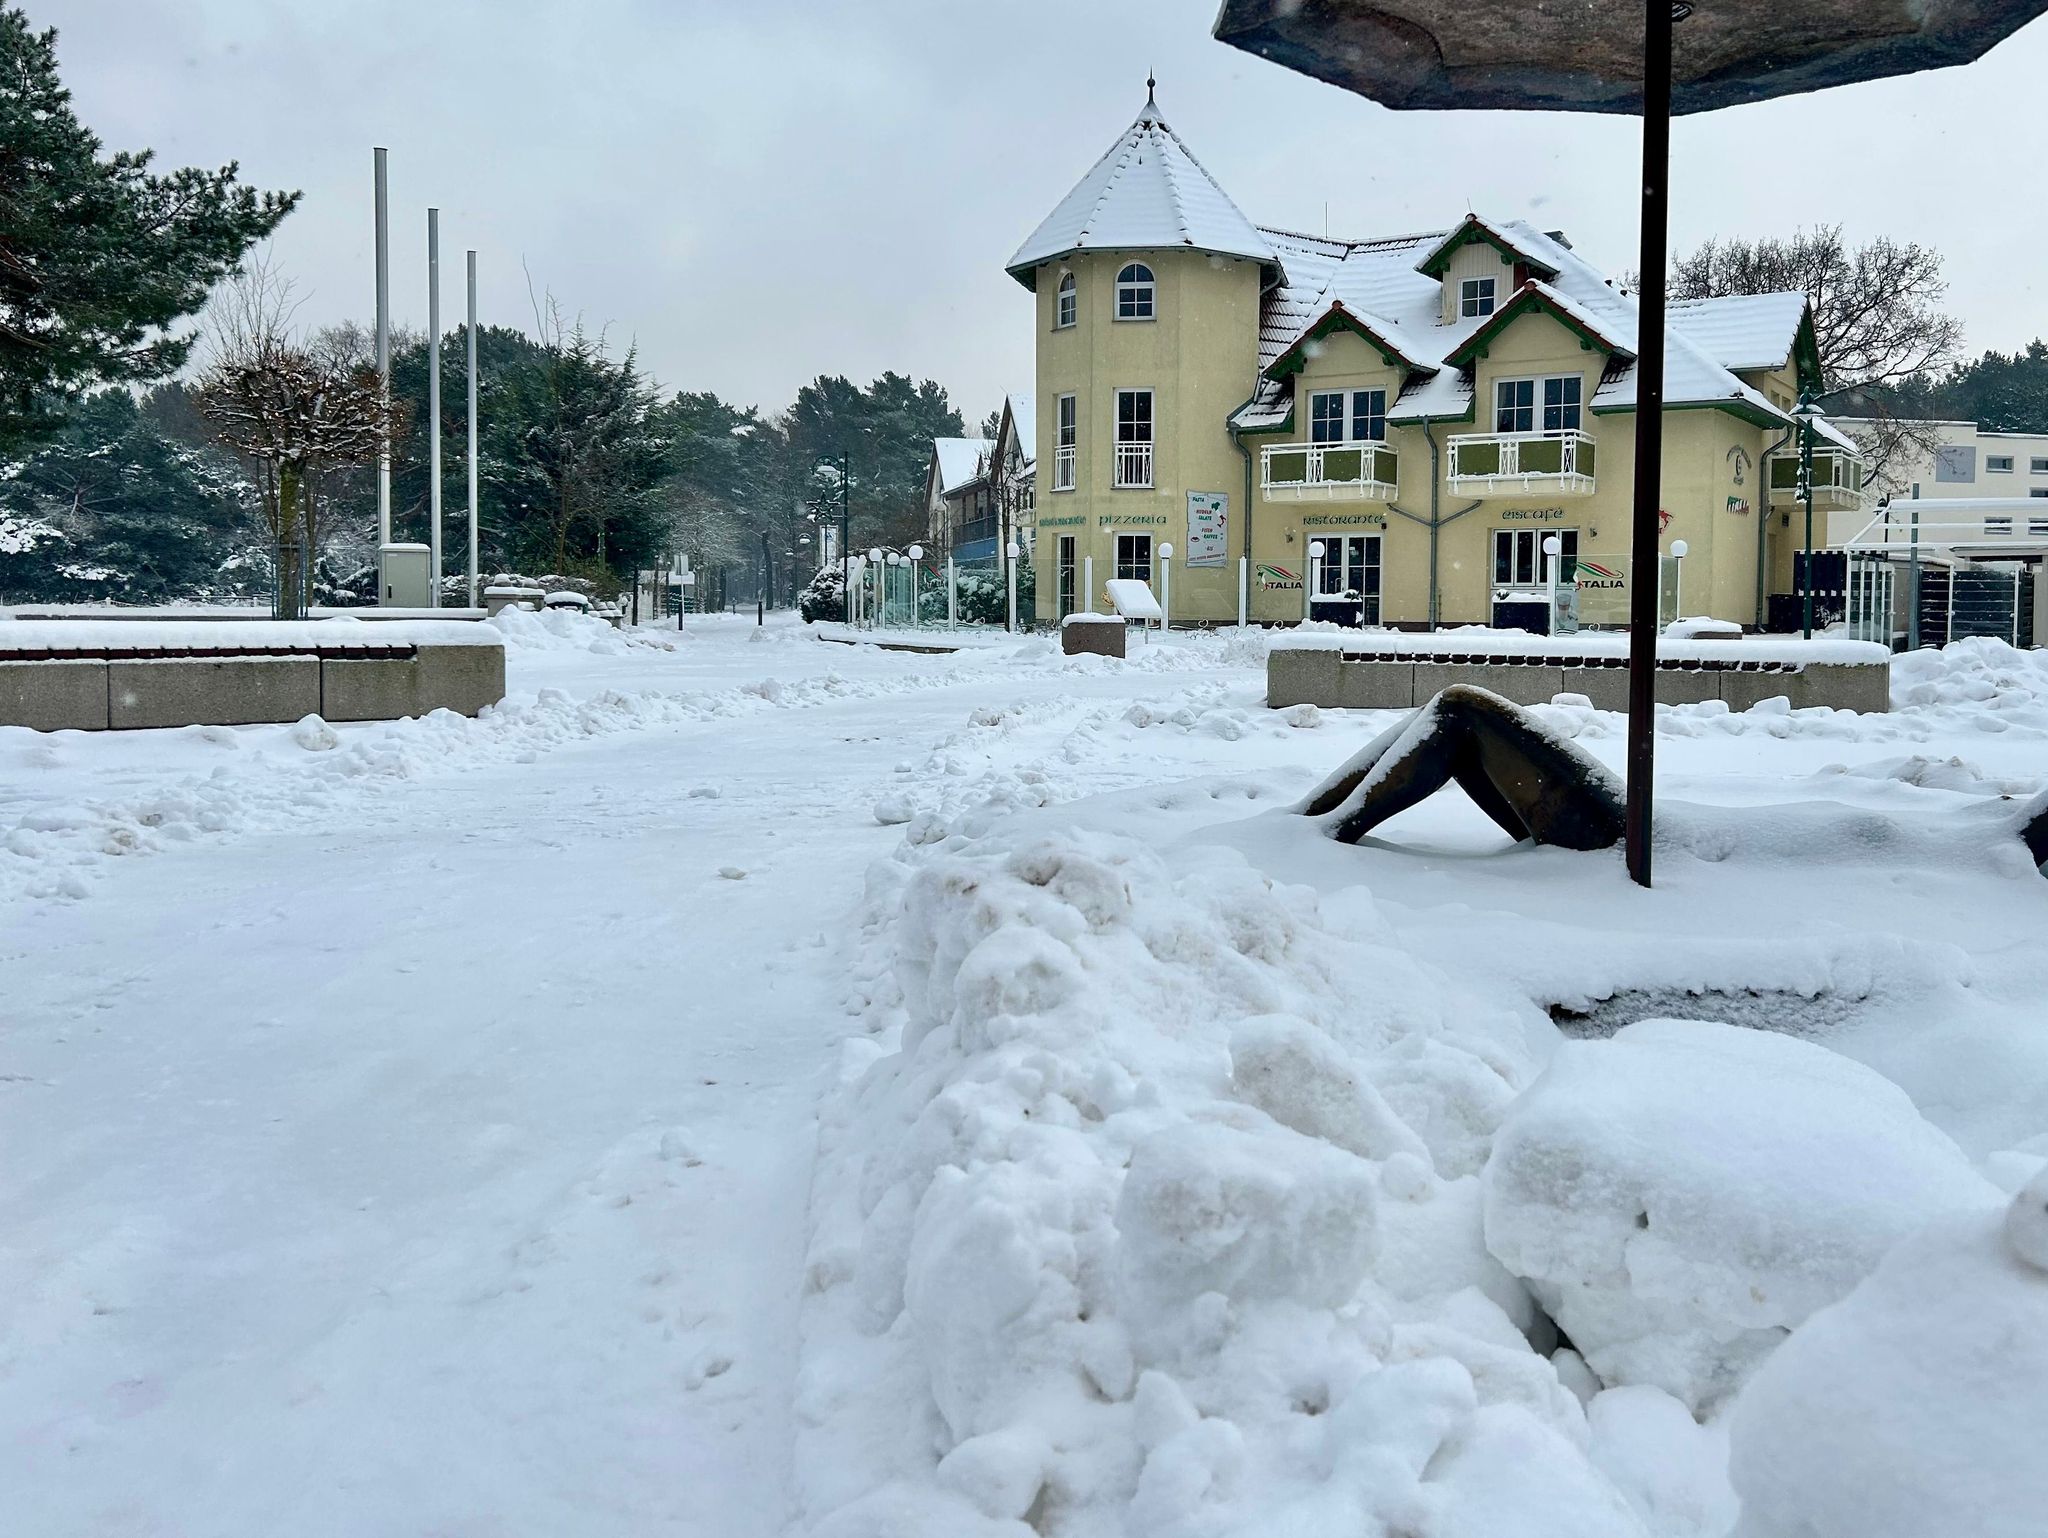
[1446, 428, 1597, 497]
[1769, 447, 1867, 512]
[1114, 441, 1154, 489]
[1261, 441, 1398, 501]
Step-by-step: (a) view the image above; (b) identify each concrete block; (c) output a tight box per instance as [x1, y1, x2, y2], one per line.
[1412, 662, 1565, 707]
[1559, 665, 1629, 711]
[0, 659, 109, 731]
[323, 645, 505, 721]
[108, 657, 320, 730]
[1334, 660, 1416, 710]
[1801, 662, 1891, 714]
[1651, 669, 1725, 707]
[1715, 667, 1807, 714]
[1063, 620, 1127, 659]
[1266, 646, 1339, 706]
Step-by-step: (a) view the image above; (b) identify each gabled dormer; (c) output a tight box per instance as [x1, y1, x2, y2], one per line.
[1416, 214, 1563, 326]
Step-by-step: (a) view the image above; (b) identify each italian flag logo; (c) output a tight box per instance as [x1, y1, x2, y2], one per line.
[1573, 559, 1621, 582]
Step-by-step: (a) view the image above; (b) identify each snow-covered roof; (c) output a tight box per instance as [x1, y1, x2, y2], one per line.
[930, 438, 992, 497]
[1001, 393, 1036, 469]
[1668, 293, 1811, 374]
[1239, 216, 1807, 433]
[1005, 89, 1278, 287]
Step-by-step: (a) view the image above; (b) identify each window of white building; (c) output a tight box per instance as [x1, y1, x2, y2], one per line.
[1493, 527, 1579, 586]
[1115, 532, 1153, 584]
[1988, 454, 2015, 473]
[1114, 389, 1154, 488]
[1460, 277, 1497, 318]
[1053, 394, 1077, 491]
[1055, 272, 1076, 329]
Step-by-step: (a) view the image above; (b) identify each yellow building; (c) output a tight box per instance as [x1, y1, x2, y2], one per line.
[1007, 89, 1864, 630]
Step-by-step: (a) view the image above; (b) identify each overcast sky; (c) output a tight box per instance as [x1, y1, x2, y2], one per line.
[40, 0, 2048, 429]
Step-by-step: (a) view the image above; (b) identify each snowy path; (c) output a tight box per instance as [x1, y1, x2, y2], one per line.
[0, 634, 1168, 1538]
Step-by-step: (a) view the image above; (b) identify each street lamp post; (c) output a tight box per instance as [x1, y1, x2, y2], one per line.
[1793, 391, 1823, 639]
[907, 544, 924, 630]
[1306, 540, 1325, 624]
[1005, 541, 1021, 632]
[1543, 534, 1563, 635]
[1669, 538, 1689, 624]
[1158, 542, 1174, 631]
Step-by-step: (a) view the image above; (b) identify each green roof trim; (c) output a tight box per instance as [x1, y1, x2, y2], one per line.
[1415, 215, 1561, 281]
[1265, 303, 1428, 382]
[1591, 397, 1787, 431]
[1442, 285, 1628, 371]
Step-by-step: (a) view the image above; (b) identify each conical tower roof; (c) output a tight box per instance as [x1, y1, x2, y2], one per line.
[1005, 83, 1280, 288]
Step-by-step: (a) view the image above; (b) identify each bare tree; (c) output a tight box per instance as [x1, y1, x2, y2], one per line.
[1670, 227, 1961, 487]
[194, 259, 402, 616]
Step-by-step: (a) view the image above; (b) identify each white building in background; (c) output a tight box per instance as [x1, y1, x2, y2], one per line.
[1838, 417, 2048, 502]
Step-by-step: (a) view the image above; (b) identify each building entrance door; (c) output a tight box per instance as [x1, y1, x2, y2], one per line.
[1056, 536, 1077, 619]
[1310, 534, 1381, 626]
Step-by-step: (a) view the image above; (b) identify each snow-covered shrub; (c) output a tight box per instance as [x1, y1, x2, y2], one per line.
[801, 565, 846, 623]
[1481, 1018, 2001, 1410]
[1726, 1169, 2048, 1538]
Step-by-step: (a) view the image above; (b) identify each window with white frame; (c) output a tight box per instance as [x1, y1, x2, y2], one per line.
[1055, 272, 1077, 329]
[2031, 488, 2048, 499]
[1312, 388, 1389, 443]
[1114, 389, 1154, 487]
[1115, 263, 1155, 321]
[1495, 378, 1536, 434]
[1310, 391, 1347, 444]
[1053, 394, 1077, 491]
[1492, 527, 1578, 587]
[1460, 277, 1497, 318]
[1988, 454, 2015, 473]
[2032, 456, 2048, 474]
[1115, 533, 1153, 584]
[1497, 375, 1581, 433]
[1987, 516, 2014, 535]
[2031, 514, 2048, 535]
[1351, 389, 1387, 441]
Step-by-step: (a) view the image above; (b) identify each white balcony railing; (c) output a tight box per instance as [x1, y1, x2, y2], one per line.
[1114, 440, 1154, 489]
[1769, 447, 1867, 513]
[1053, 444, 1076, 491]
[1445, 428, 1597, 496]
[1261, 440, 1398, 500]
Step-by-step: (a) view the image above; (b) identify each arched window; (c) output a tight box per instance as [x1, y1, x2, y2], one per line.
[1116, 262, 1155, 321]
[1055, 271, 1077, 329]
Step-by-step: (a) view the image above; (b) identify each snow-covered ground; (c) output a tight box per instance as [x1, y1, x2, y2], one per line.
[3, 610, 2044, 1535]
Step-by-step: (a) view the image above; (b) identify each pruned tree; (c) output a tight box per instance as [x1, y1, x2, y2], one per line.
[1669, 227, 1962, 486]
[194, 263, 401, 617]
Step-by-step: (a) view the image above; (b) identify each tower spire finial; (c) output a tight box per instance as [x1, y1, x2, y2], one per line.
[1147, 70, 1157, 106]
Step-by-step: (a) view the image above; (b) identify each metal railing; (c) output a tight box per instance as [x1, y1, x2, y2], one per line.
[1446, 428, 1597, 494]
[1114, 441, 1153, 489]
[1052, 444, 1076, 491]
[1261, 440, 1398, 499]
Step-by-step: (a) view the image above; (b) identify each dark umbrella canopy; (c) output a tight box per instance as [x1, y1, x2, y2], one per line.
[1214, 0, 2048, 114]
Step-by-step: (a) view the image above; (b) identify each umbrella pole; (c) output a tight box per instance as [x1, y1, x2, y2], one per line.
[1625, 0, 1675, 889]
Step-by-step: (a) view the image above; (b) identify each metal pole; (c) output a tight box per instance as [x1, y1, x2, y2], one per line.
[1162, 553, 1172, 630]
[948, 557, 958, 628]
[1084, 554, 1095, 613]
[1800, 412, 1816, 638]
[374, 148, 392, 556]
[839, 452, 851, 629]
[427, 208, 442, 609]
[1624, 0, 1673, 889]
[465, 249, 479, 609]
[1238, 555, 1248, 626]
[1006, 550, 1018, 632]
[1907, 502, 1921, 649]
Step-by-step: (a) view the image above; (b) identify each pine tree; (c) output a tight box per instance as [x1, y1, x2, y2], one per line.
[0, 8, 297, 448]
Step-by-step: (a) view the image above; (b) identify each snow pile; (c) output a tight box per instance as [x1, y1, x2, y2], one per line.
[1482, 1019, 2002, 1410]
[489, 604, 675, 655]
[797, 827, 1680, 1537]
[1727, 1168, 2048, 1538]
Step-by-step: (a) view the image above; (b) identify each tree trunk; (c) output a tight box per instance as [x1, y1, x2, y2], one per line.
[276, 462, 307, 620]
